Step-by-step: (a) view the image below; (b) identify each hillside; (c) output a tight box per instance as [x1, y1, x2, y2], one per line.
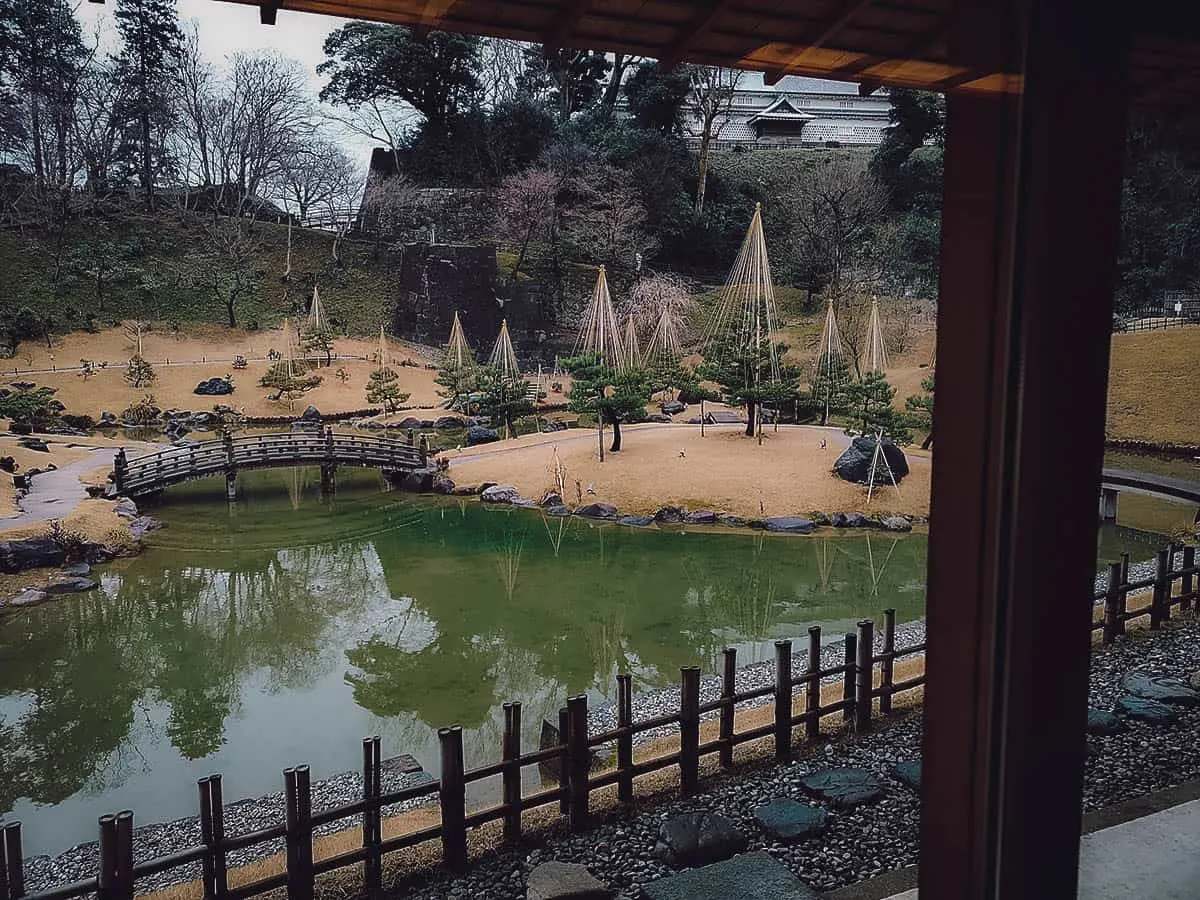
[0, 212, 405, 340]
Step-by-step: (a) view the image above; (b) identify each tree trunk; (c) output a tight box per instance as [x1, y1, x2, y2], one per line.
[744, 400, 756, 436]
[225, 294, 237, 328]
[610, 418, 622, 452]
[140, 108, 153, 208]
[921, 429, 934, 451]
[694, 130, 712, 220]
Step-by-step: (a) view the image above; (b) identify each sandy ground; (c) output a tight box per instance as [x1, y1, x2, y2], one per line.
[5, 327, 450, 418]
[447, 423, 931, 518]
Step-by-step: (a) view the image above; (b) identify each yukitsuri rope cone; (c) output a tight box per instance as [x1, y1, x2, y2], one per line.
[815, 299, 849, 426]
[861, 297, 889, 375]
[377, 325, 389, 368]
[445, 311, 474, 369]
[308, 286, 325, 330]
[488, 319, 520, 379]
[704, 202, 783, 440]
[621, 315, 642, 371]
[574, 265, 625, 365]
[645, 307, 684, 366]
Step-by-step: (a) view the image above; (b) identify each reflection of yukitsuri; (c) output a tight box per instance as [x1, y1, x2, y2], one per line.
[865, 534, 901, 596]
[488, 318, 520, 379]
[586, 610, 630, 698]
[860, 297, 889, 375]
[376, 324, 389, 367]
[574, 265, 624, 365]
[815, 538, 836, 594]
[542, 510, 570, 558]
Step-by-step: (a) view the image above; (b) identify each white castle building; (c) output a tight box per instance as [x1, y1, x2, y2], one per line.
[684, 72, 892, 150]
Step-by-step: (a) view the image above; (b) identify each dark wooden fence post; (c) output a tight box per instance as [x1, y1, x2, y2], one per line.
[617, 675, 634, 801]
[805, 627, 821, 739]
[199, 779, 215, 900]
[438, 727, 468, 872]
[879, 610, 896, 715]
[362, 737, 382, 894]
[1104, 561, 1124, 643]
[1183, 545, 1196, 612]
[842, 633, 857, 724]
[1151, 548, 1170, 628]
[98, 815, 118, 900]
[284, 767, 314, 900]
[566, 696, 589, 831]
[113, 449, 127, 494]
[855, 620, 873, 733]
[774, 640, 792, 761]
[2, 821, 23, 900]
[719, 648, 736, 768]
[115, 811, 134, 900]
[0, 822, 8, 900]
[557, 707, 570, 815]
[502, 703, 522, 843]
[680, 667, 701, 797]
[1120, 551, 1130, 586]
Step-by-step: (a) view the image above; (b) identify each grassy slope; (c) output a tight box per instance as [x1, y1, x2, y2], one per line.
[0, 214, 404, 337]
[1106, 328, 1200, 445]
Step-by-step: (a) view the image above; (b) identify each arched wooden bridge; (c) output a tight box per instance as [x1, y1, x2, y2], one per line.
[112, 430, 429, 499]
[1100, 467, 1200, 522]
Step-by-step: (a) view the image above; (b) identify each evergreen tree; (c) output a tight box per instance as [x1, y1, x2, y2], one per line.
[301, 323, 336, 367]
[475, 366, 533, 438]
[365, 365, 410, 414]
[564, 353, 651, 452]
[623, 61, 691, 135]
[259, 361, 321, 404]
[124, 354, 156, 389]
[846, 372, 911, 443]
[435, 358, 479, 413]
[809, 349, 854, 426]
[700, 336, 799, 437]
[904, 372, 935, 449]
[113, 0, 183, 207]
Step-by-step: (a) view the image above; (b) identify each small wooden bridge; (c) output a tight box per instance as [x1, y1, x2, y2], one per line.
[112, 430, 429, 500]
[1100, 467, 1200, 522]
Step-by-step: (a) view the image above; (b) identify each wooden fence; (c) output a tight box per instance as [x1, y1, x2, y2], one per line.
[1093, 544, 1199, 643]
[0, 613, 928, 900]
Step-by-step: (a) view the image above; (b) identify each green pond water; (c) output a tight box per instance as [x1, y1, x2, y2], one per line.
[0, 469, 930, 856]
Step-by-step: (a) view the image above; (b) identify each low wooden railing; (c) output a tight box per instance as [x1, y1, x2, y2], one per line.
[0, 613, 927, 900]
[1093, 544, 1199, 643]
[113, 431, 428, 496]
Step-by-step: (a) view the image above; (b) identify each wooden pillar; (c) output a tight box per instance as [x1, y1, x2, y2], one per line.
[1099, 487, 1119, 522]
[919, 1, 1129, 897]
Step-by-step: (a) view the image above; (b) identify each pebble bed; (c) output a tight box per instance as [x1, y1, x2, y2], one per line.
[19, 612, 1200, 899]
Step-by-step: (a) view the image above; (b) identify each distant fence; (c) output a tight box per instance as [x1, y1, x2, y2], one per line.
[0, 612, 926, 900]
[1093, 544, 1199, 643]
[1114, 311, 1199, 333]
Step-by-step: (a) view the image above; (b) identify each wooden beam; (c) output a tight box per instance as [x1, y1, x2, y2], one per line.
[831, 21, 947, 79]
[659, 0, 732, 71]
[543, 0, 591, 55]
[858, 80, 880, 95]
[756, 0, 876, 84]
[763, 68, 784, 86]
[260, 1, 279, 25]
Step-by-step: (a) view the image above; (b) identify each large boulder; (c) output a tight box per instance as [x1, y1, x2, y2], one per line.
[575, 502, 618, 520]
[654, 812, 748, 868]
[481, 484, 521, 504]
[300, 405, 322, 421]
[526, 862, 611, 900]
[398, 416, 424, 430]
[466, 425, 500, 446]
[660, 400, 686, 415]
[765, 517, 814, 534]
[540, 491, 565, 508]
[432, 476, 455, 495]
[434, 415, 467, 429]
[683, 509, 717, 524]
[396, 468, 436, 493]
[1115, 696, 1178, 725]
[881, 515, 913, 533]
[7, 588, 49, 608]
[193, 377, 233, 396]
[833, 436, 909, 485]
[831, 512, 867, 528]
[0, 538, 68, 573]
[113, 497, 140, 520]
[128, 516, 166, 541]
[18, 437, 49, 453]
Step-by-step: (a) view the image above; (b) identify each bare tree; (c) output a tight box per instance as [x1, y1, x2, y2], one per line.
[780, 156, 889, 301]
[492, 167, 558, 280]
[477, 38, 530, 108]
[686, 66, 741, 220]
[319, 100, 415, 171]
[356, 170, 418, 257]
[73, 58, 132, 197]
[172, 25, 217, 188]
[565, 164, 654, 275]
[189, 217, 259, 327]
[271, 137, 358, 223]
[626, 272, 697, 339]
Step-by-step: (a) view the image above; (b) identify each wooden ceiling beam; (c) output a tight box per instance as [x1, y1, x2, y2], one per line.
[260, 0, 279, 25]
[543, 0, 592, 57]
[756, 0, 878, 86]
[830, 20, 947, 79]
[659, 0, 733, 71]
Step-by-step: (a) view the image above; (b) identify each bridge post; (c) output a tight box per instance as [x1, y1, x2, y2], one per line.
[113, 449, 127, 494]
[418, 433, 430, 462]
[320, 464, 336, 495]
[222, 429, 237, 502]
[225, 470, 237, 502]
[1099, 487, 1118, 522]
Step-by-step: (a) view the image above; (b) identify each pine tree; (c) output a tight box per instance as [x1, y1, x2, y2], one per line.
[113, 0, 183, 207]
[808, 349, 853, 425]
[846, 372, 911, 443]
[260, 361, 321, 405]
[365, 366, 410, 414]
[124, 353, 156, 388]
[700, 335, 799, 436]
[476, 366, 533, 439]
[301, 323, 336, 367]
[564, 353, 651, 452]
[904, 373, 935, 449]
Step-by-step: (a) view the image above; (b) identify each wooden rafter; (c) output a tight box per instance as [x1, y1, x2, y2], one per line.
[829, 21, 948, 78]
[544, 0, 593, 55]
[260, 0, 279, 25]
[660, 0, 733, 70]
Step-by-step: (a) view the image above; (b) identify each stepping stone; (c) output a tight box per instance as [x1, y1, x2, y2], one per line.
[8, 589, 48, 608]
[1086, 708, 1126, 736]
[753, 798, 827, 841]
[799, 767, 884, 808]
[641, 851, 819, 900]
[654, 812, 748, 867]
[1122, 673, 1200, 707]
[527, 861, 611, 900]
[43, 576, 98, 595]
[891, 760, 922, 791]
[575, 503, 618, 520]
[381, 754, 422, 775]
[1115, 696, 1178, 725]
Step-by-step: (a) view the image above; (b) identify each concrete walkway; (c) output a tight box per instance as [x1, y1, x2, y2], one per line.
[882, 797, 1200, 899]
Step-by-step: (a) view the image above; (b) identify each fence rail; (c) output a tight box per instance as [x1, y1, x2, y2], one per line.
[1093, 544, 1199, 642]
[0, 612, 930, 900]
